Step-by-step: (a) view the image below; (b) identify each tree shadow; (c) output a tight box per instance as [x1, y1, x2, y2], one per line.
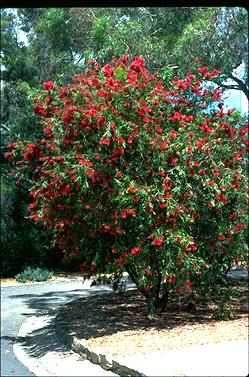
[7, 286, 113, 358]
[56, 280, 248, 343]
[9, 286, 112, 316]
[6, 279, 248, 360]
[2, 320, 71, 358]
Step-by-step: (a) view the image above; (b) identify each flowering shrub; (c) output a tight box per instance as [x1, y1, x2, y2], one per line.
[6, 55, 248, 317]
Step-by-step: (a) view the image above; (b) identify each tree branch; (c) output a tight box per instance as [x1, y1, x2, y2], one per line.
[148, 28, 162, 37]
[219, 83, 240, 91]
[89, 10, 98, 20]
[229, 74, 249, 100]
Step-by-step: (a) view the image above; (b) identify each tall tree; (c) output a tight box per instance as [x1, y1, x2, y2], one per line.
[172, 7, 248, 99]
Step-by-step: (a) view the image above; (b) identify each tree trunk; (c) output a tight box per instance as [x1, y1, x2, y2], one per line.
[146, 284, 169, 319]
[126, 264, 170, 319]
[146, 293, 158, 319]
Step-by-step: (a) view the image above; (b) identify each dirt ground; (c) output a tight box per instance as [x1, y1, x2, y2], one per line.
[58, 279, 248, 358]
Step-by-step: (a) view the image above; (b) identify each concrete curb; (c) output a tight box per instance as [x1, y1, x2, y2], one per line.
[55, 309, 146, 377]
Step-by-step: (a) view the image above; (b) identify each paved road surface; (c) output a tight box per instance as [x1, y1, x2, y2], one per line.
[1, 278, 116, 376]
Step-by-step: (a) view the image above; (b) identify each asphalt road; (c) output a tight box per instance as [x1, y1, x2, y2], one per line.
[1, 278, 113, 377]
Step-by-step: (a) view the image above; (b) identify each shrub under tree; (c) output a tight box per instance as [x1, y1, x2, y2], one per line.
[5, 55, 248, 317]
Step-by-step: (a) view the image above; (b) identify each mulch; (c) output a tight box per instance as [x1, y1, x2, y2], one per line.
[58, 279, 248, 358]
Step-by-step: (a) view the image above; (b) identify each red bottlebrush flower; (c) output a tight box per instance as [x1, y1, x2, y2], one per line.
[145, 284, 152, 294]
[34, 105, 47, 116]
[117, 257, 124, 267]
[170, 130, 177, 138]
[153, 236, 164, 247]
[112, 248, 118, 254]
[116, 227, 123, 234]
[113, 147, 124, 155]
[43, 81, 56, 90]
[208, 201, 214, 207]
[156, 125, 163, 133]
[96, 90, 110, 97]
[133, 196, 139, 203]
[185, 244, 197, 252]
[184, 115, 193, 122]
[177, 255, 183, 267]
[127, 208, 136, 216]
[130, 56, 145, 72]
[159, 203, 167, 208]
[65, 184, 71, 193]
[104, 223, 110, 231]
[129, 187, 136, 193]
[167, 277, 174, 285]
[186, 146, 193, 153]
[144, 267, 153, 277]
[214, 172, 220, 178]
[121, 210, 127, 219]
[85, 204, 93, 210]
[117, 171, 123, 178]
[131, 246, 141, 256]
[86, 168, 95, 176]
[210, 240, 216, 250]
[234, 222, 243, 233]
[172, 158, 178, 165]
[199, 169, 205, 175]
[208, 181, 216, 187]
[31, 214, 40, 222]
[111, 210, 118, 219]
[164, 193, 172, 199]
[103, 64, 115, 77]
[218, 234, 225, 241]
[4, 152, 14, 160]
[99, 137, 111, 145]
[198, 66, 209, 74]
[113, 136, 125, 143]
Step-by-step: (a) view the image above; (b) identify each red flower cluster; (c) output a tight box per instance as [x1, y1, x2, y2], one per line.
[4, 55, 247, 307]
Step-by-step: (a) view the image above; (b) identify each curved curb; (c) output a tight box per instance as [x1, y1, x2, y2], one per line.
[55, 308, 146, 377]
[13, 315, 57, 376]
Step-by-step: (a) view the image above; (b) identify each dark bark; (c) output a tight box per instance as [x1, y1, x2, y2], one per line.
[146, 280, 170, 319]
[219, 75, 249, 101]
[126, 263, 170, 319]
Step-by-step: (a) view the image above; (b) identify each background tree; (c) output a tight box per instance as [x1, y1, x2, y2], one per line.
[172, 7, 248, 99]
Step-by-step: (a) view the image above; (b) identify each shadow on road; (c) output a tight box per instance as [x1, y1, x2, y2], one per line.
[9, 287, 111, 315]
[6, 286, 112, 358]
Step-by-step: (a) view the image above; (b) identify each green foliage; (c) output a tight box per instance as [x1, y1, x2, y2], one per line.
[1, 6, 248, 288]
[171, 7, 248, 98]
[0, 176, 60, 277]
[6, 56, 247, 316]
[15, 266, 53, 283]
